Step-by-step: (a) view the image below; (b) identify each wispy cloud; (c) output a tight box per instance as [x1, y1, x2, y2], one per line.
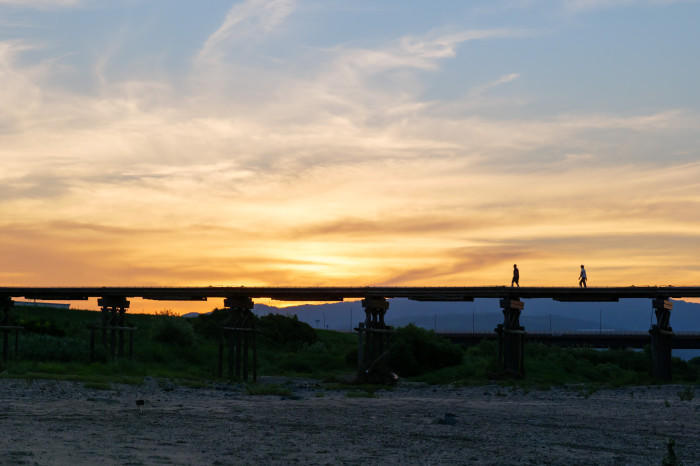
[0, 0, 81, 8]
[564, 0, 696, 11]
[399, 28, 529, 61]
[468, 72, 520, 97]
[198, 0, 296, 61]
[332, 28, 529, 75]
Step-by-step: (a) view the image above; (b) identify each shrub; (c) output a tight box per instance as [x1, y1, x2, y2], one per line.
[152, 316, 195, 347]
[258, 314, 317, 351]
[387, 324, 463, 377]
[678, 386, 694, 401]
[18, 319, 66, 337]
[277, 354, 315, 373]
[246, 384, 292, 397]
[191, 308, 233, 338]
[19, 334, 86, 362]
[671, 357, 698, 382]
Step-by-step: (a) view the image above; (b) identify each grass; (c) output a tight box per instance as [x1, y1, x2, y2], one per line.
[322, 382, 390, 392]
[245, 384, 293, 397]
[345, 390, 376, 398]
[678, 386, 695, 401]
[409, 340, 699, 388]
[83, 381, 113, 391]
[256, 329, 356, 379]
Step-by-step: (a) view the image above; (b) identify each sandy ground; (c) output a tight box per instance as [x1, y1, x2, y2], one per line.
[0, 377, 698, 465]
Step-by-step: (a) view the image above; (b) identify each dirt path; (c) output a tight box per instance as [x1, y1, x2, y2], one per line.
[1, 378, 698, 465]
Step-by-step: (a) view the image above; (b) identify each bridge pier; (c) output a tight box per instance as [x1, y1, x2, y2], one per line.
[1, 297, 17, 362]
[220, 296, 256, 381]
[97, 297, 131, 360]
[496, 298, 525, 377]
[356, 297, 394, 383]
[1, 297, 12, 325]
[650, 298, 673, 381]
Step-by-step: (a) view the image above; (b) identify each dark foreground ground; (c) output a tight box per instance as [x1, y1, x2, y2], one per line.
[1, 378, 698, 465]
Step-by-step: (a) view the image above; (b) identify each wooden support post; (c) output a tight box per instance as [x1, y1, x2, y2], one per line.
[218, 339, 224, 377]
[243, 331, 249, 381]
[14, 328, 19, 358]
[109, 307, 117, 359]
[495, 324, 504, 364]
[89, 327, 96, 362]
[358, 297, 392, 383]
[128, 329, 134, 360]
[101, 307, 109, 349]
[356, 323, 365, 372]
[650, 298, 673, 381]
[0, 298, 12, 362]
[2, 329, 7, 363]
[118, 307, 126, 357]
[227, 332, 234, 378]
[499, 298, 526, 377]
[222, 296, 255, 381]
[0, 297, 11, 325]
[235, 331, 242, 378]
[97, 297, 130, 361]
[252, 323, 257, 383]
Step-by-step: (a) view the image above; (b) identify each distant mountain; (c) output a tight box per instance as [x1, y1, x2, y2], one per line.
[251, 298, 700, 333]
[178, 298, 700, 360]
[182, 312, 208, 318]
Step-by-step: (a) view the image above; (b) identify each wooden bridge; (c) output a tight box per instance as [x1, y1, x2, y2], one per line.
[1, 286, 699, 380]
[2, 285, 699, 301]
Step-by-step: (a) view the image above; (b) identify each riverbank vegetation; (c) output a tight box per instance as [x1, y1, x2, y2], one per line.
[1, 306, 698, 388]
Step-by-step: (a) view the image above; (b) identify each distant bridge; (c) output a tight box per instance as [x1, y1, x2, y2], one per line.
[440, 332, 700, 349]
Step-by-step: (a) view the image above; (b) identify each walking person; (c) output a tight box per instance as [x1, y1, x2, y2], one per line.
[579, 264, 587, 288]
[511, 264, 520, 287]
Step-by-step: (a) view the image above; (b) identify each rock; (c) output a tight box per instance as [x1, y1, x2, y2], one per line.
[436, 413, 457, 426]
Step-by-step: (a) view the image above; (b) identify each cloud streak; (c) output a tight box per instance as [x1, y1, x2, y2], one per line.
[0, 0, 80, 6]
[198, 0, 296, 61]
[564, 0, 697, 12]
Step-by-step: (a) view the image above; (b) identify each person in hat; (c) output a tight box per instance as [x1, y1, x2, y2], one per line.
[579, 265, 587, 288]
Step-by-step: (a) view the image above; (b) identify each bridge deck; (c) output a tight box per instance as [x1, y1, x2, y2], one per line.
[1, 286, 700, 302]
[441, 332, 700, 349]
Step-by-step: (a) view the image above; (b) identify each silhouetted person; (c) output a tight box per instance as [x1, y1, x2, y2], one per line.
[579, 265, 587, 288]
[511, 264, 520, 287]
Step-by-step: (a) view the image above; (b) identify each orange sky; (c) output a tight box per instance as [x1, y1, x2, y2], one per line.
[2, 1, 700, 315]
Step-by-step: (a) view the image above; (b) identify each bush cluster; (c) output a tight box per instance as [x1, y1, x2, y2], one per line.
[387, 324, 463, 377]
[190, 308, 230, 338]
[20, 334, 86, 362]
[18, 319, 66, 337]
[152, 315, 195, 347]
[192, 310, 317, 351]
[257, 314, 317, 351]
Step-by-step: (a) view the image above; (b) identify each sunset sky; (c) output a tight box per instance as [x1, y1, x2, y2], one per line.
[1, 0, 700, 313]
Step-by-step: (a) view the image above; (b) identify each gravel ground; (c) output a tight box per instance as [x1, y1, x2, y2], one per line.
[0, 377, 698, 465]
